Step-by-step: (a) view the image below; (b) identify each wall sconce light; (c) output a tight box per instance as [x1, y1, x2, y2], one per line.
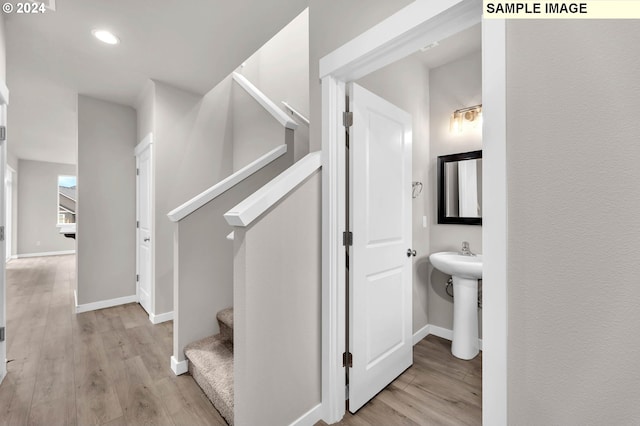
[450, 104, 482, 133]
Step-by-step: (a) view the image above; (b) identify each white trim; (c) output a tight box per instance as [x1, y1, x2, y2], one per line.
[412, 324, 431, 345]
[289, 403, 323, 426]
[321, 77, 347, 423]
[171, 355, 189, 375]
[319, 1, 507, 424]
[75, 294, 138, 314]
[168, 144, 288, 222]
[74, 289, 78, 308]
[135, 135, 156, 320]
[282, 101, 310, 126]
[134, 132, 154, 156]
[319, 0, 481, 81]
[0, 82, 8, 106]
[149, 311, 173, 324]
[17, 250, 76, 259]
[232, 72, 298, 130]
[482, 17, 508, 426]
[224, 151, 321, 227]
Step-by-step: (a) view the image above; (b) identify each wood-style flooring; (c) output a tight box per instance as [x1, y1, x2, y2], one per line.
[0, 255, 226, 426]
[0, 255, 481, 426]
[317, 333, 482, 425]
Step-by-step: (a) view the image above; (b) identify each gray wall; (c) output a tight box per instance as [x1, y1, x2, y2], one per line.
[356, 53, 430, 334]
[309, 0, 413, 152]
[231, 81, 285, 170]
[77, 95, 137, 305]
[238, 8, 309, 161]
[234, 170, 321, 426]
[17, 159, 76, 255]
[136, 80, 155, 143]
[153, 79, 234, 315]
[174, 151, 292, 363]
[506, 20, 640, 424]
[429, 50, 482, 335]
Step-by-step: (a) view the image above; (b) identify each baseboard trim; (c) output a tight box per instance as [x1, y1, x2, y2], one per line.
[289, 403, 323, 426]
[171, 356, 189, 376]
[17, 250, 76, 259]
[413, 324, 483, 350]
[76, 294, 138, 314]
[412, 324, 431, 345]
[149, 311, 174, 324]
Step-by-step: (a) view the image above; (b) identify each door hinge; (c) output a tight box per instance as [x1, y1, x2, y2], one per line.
[0, 226, 4, 242]
[0, 126, 6, 141]
[0, 326, 5, 342]
[136, 168, 139, 176]
[343, 111, 353, 128]
[342, 231, 352, 246]
[136, 221, 139, 228]
[343, 351, 353, 368]
[136, 274, 139, 282]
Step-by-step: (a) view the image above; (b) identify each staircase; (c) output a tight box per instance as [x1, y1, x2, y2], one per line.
[185, 307, 235, 425]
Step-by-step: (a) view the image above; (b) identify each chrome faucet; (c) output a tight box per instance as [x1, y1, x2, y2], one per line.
[460, 241, 475, 256]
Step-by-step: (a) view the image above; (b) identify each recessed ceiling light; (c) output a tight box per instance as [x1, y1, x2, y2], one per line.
[92, 29, 120, 45]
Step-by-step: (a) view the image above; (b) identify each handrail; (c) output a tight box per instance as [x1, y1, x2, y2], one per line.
[167, 144, 287, 222]
[232, 72, 298, 130]
[281, 101, 310, 126]
[224, 151, 321, 227]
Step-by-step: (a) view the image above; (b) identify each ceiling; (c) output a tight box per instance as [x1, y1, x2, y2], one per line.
[5, 0, 309, 164]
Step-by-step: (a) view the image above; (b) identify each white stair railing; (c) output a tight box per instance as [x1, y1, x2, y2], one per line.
[232, 72, 298, 130]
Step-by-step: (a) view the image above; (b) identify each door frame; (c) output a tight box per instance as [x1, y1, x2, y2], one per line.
[0, 83, 9, 385]
[319, 1, 508, 424]
[5, 165, 14, 262]
[134, 132, 155, 319]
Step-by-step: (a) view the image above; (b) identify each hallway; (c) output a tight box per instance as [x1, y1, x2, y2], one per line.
[0, 255, 225, 425]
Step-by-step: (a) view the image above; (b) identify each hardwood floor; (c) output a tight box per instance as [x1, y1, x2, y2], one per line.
[0, 255, 226, 426]
[1, 255, 481, 426]
[316, 334, 482, 426]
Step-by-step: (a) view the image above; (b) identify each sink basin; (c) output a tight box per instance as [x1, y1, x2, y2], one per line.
[429, 251, 483, 360]
[429, 251, 482, 279]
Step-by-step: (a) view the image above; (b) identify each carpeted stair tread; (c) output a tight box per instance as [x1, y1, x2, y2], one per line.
[217, 307, 234, 343]
[185, 334, 234, 425]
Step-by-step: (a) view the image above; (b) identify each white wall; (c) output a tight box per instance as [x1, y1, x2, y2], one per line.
[77, 95, 137, 305]
[16, 159, 76, 256]
[356, 53, 430, 334]
[428, 50, 483, 335]
[507, 20, 640, 423]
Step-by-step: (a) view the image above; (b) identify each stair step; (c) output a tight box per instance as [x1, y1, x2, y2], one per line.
[217, 307, 234, 343]
[185, 334, 234, 425]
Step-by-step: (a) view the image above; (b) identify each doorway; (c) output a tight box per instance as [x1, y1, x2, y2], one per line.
[319, 1, 508, 424]
[135, 133, 154, 316]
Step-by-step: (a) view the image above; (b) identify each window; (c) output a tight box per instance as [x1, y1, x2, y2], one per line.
[58, 175, 76, 225]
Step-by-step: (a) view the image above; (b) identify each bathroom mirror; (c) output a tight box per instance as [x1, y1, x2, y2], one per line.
[437, 150, 482, 225]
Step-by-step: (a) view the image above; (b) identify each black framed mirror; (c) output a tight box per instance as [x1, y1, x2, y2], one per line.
[437, 150, 482, 225]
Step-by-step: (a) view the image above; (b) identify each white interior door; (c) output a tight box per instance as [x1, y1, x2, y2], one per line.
[348, 83, 413, 412]
[5, 167, 12, 262]
[0, 104, 7, 384]
[136, 139, 152, 315]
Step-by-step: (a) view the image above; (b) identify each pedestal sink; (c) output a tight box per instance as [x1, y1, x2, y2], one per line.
[429, 251, 483, 360]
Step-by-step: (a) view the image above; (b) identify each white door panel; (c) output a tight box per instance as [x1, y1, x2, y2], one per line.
[349, 83, 412, 412]
[137, 143, 152, 314]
